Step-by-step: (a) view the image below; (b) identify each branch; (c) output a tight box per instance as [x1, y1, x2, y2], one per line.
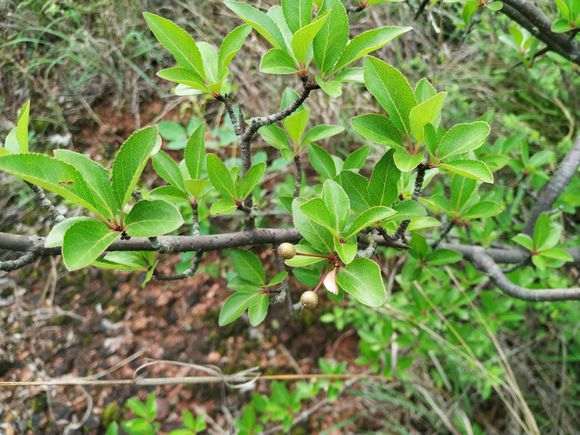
[500, 0, 580, 65]
[523, 135, 580, 234]
[465, 247, 580, 302]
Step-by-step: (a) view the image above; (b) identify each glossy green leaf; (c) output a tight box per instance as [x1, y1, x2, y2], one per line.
[450, 175, 476, 211]
[409, 92, 446, 143]
[282, 0, 312, 32]
[259, 124, 290, 151]
[335, 26, 411, 71]
[143, 12, 205, 79]
[393, 149, 423, 172]
[337, 258, 386, 307]
[0, 153, 106, 218]
[185, 125, 206, 180]
[322, 179, 350, 231]
[157, 67, 207, 91]
[54, 149, 117, 218]
[152, 151, 185, 191]
[533, 213, 561, 251]
[292, 198, 334, 254]
[368, 150, 401, 206]
[62, 219, 119, 271]
[6, 100, 30, 154]
[414, 78, 437, 103]
[218, 24, 252, 79]
[313, 1, 349, 73]
[229, 249, 266, 285]
[111, 126, 160, 209]
[512, 233, 533, 251]
[440, 160, 493, 183]
[363, 57, 416, 135]
[248, 294, 270, 326]
[124, 200, 183, 237]
[334, 238, 357, 265]
[302, 124, 344, 145]
[343, 145, 369, 171]
[207, 153, 236, 200]
[462, 201, 504, 219]
[238, 162, 266, 199]
[339, 171, 371, 211]
[309, 143, 336, 179]
[45, 217, 92, 248]
[291, 14, 328, 65]
[219, 291, 261, 326]
[260, 48, 299, 74]
[301, 198, 337, 234]
[436, 121, 490, 160]
[344, 206, 396, 238]
[351, 114, 402, 148]
[224, 1, 286, 49]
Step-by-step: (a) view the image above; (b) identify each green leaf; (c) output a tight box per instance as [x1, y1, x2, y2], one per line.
[207, 153, 236, 200]
[512, 234, 533, 251]
[363, 57, 416, 135]
[62, 219, 119, 271]
[54, 149, 117, 218]
[157, 67, 207, 92]
[440, 160, 493, 183]
[224, 1, 286, 49]
[334, 238, 357, 265]
[409, 92, 446, 143]
[309, 143, 336, 179]
[414, 78, 437, 103]
[292, 14, 329, 65]
[230, 249, 266, 285]
[339, 171, 371, 211]
[426, 249, 462, 266]
[0, 153, 106, 218]
[122, 419, 155, 435]
[533, 213, 561, 251]
[197, 42, 219, 85]
[313, 1, 349, 73]
[285, 244, 326, 267]
[219, 24, 252, 79]
[368, 150, 401, 206]
[292, 198, 334, 253]
[248, 294, 269, 326]
[436, 121, 490, 160]
[336, 258, 386, 307]
[45, 217, 92, 248]
[259, 124, 290, 151]
[393, 149, 423, 172]
[462, 201, 504, 219]
[283, 0, 312, 33]
[551, 18, 572, 33]
[302, 124, 344, 145]
[282, 95, 310, 143]
[127, 398, 150, 419]
[322, 179, 350, 231]
[143, 12, 205, 79]
[145, 393, 157, 420]
[260, 48, 299, 74]
[111, 126, 160, 209]
[300, 198, 337, 234]
[351, 114, 402, 148]
[344, 206, 396, 238]
[343, 145, 369, 171]
[315, 76, 343, 97]
[152, 151, 185, 191]
[210, 198, 237, 216]
[8, 100, 30, 153]
[238, 162, 266, 199]
[539, 247, 572, 262]
[335, 26, 412, 71]
[185, 125, 206, 180]
[184, 179, 210, 199]
[219, 291, 261, 326]
[450, 175, 476, 211]
[125, 200, 183, 237]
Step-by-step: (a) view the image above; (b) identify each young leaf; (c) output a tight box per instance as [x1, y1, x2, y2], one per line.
[229, 249, 266, 285]
[335, 26, 411, 71]
[533, 213, 561, 251]
[436, 122, 490, 161]
[248, 294, 269, 326]
[291, 14, 329, 65]
[111, 126, 160, 209]
[309, 143, 336, 179]
[393, 150, 423, 172]
[0, 153, 106, 218]
[152, 150, 185, 191]
[343, 145, 369, 170]
[363, 57, 417, 135]
[462, 201, 504, 219]
[218, 24, 252, 79]
[124, 200, 184, 237]
[207, 153, 236, 200]
[45, 217, 92, 248]
[282, 0, 312, 33]
[238, 162, 266, 199]
[339, 171, 371, 211]
[334, 237, 357, 264]
[336, 258, 386, 307]
[224, 1, 286, 50]
[322, 179, 350, 231]
[143, 12, 205, 79]
[157, 67, 207, 92]
[259, 124, 290, 151]
[344, 206, 396, 238]
[302, 124, 344, 145]
[351, 114, 403, 148]
[512, 233, 534, 251]
[409, 92, 446, 143]
[292, 198, 334, 254]
[6, 100, 30, 154]
[368, 150, 401, 206]
[54, 149, 117, 218]
[450, 175, 477, 211]
[440, 160, 494, 183]
[415, 78, 437, 103]
[185, 125, 206, 180]
[62, 219, 119, 271]
[313, 1, 349, 73]
[219, 291, 261, 326]
[300, 198, 337, 234]
[260, 49, 299, 74]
